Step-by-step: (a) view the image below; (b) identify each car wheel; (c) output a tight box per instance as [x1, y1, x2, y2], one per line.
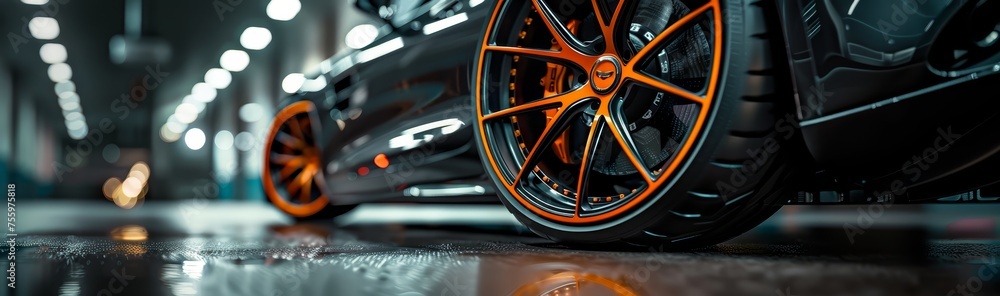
[263, 101, 356, 219]
[473, 0, 798, 248]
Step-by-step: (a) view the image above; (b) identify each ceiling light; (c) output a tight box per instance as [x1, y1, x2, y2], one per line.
[59, 101, 80, 112]
[266, 0, 301, 21]
[174, 103, 199, 124]
[121, 177, 143, 198]
[39, 43, 67, 64]
[191, 83, 217, 102]
[345, 24, 379, 49]
[214, 131, 234, 150]
[129, 162, 150, 183]
[57, 92, 80, 109]
[21, 0, 49, 5]
[422, 12, 468, 35]
[28, 17, 59, 40]
[204, 68, 232, 89]
[66, 116, 88, 140]
[61, 109, 80, 118]
[160, 125, 182, 142]
[64, 111, 83, 121]
[102, 177, 121, 200]
[239, 103, 265, 122]
[240, 27, 272, 50]
[165, 115, 188, 133]
[234, 132, 255, 151]
[65, 118, 84, 130]
[54, 80, 75, 96]
[219, 50, 249, 72]
[47, 63, 72, 82]
[68, 124, 88, 140]
[357, 37, 404, 63]
[182, 95, 207, 112]
[281, 73, 305, 93]
[184, 128, 207, 150]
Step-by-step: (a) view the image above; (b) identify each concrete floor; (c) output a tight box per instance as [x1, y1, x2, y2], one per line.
[5, 201, 1000, 296]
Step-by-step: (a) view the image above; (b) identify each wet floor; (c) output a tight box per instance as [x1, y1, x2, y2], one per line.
[5, 201, 1000, 296]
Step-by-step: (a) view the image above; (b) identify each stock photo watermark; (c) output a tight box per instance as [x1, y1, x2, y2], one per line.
[179, 176, 221, 220]
[715, 83, 831, 200]
[946, 255, 998, 296]
[6, 0, 72, 54]
[876, 0, 931, 42]
[96, 267, 137, 296]
[213, 0, 246, 22]
[5, 184, 15, 289]
[842, 126, 961, 244]
[52, 64, 170, 182]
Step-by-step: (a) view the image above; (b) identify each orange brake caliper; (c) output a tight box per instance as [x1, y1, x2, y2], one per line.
[540, 20, 580, 164]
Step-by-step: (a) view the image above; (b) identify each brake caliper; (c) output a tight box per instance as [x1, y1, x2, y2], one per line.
[540, 19, 580, 164]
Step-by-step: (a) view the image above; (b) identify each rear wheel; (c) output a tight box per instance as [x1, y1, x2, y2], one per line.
[263, 101, 355, 219]
[473, 0, 797, 248]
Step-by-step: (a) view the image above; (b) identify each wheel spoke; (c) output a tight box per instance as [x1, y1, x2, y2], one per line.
[484, 45, 587, 68]
[574, 115, 606, 217]
[591, 0, 627, 55]
[276, 131, 305, 150]
[483, 86, 592, 121]
[270, 152, 298, 165]
[287, 166, 315, 197]
[288, 115, 307, 141]
[603, 113, 654, 185]
[532, 0, 589, 54]
[299, 117, 312, 142]
[279, 157, 306, 181]
[627, 2, 712, 68]
[514, 100, 592, 187]
[298, 171, 313, 203]
[625, 71, 706, 104]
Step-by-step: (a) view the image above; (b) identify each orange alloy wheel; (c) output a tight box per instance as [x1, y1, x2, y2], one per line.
[263, 101, 331, 217]
[475, 0, 723, 224]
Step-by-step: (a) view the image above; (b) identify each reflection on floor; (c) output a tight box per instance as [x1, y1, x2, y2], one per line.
[5, 201, 1000, 295]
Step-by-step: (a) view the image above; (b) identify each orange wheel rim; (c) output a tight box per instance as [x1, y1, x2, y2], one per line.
[263, 101, 330, 217]
[476, 0, 723, 224]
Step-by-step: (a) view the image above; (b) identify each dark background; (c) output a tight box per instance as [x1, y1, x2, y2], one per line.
[0, 0, 378, 201]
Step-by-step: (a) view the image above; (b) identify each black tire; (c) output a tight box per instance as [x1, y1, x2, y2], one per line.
[265, 198, 357, 221]
[473, 0, 800, 248]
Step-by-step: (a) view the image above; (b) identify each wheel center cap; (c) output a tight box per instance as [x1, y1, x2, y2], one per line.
[590, 55, 622, 94]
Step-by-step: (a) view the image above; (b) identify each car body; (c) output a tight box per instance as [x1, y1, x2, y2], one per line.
[263, 0, 1000, 246]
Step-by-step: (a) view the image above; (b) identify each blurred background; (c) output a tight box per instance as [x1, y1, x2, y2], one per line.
[0, 0, 384, 202]
[1, 1, 999, 295]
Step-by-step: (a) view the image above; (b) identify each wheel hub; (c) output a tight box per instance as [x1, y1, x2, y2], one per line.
[589, 55, 622, 94]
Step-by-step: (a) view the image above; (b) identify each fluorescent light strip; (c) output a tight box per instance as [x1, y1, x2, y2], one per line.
[335, 204, 520, 225]
[848, 0, 860, 15]
[356, 37, 404, 63]
[422, 12, 468, 35]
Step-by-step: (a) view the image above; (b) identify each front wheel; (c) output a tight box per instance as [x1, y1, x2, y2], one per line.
[263, 101, 356, 220]
[473, 0, 798, 248]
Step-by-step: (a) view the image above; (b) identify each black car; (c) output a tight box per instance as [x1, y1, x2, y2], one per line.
[262, 0, 1000, 248]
